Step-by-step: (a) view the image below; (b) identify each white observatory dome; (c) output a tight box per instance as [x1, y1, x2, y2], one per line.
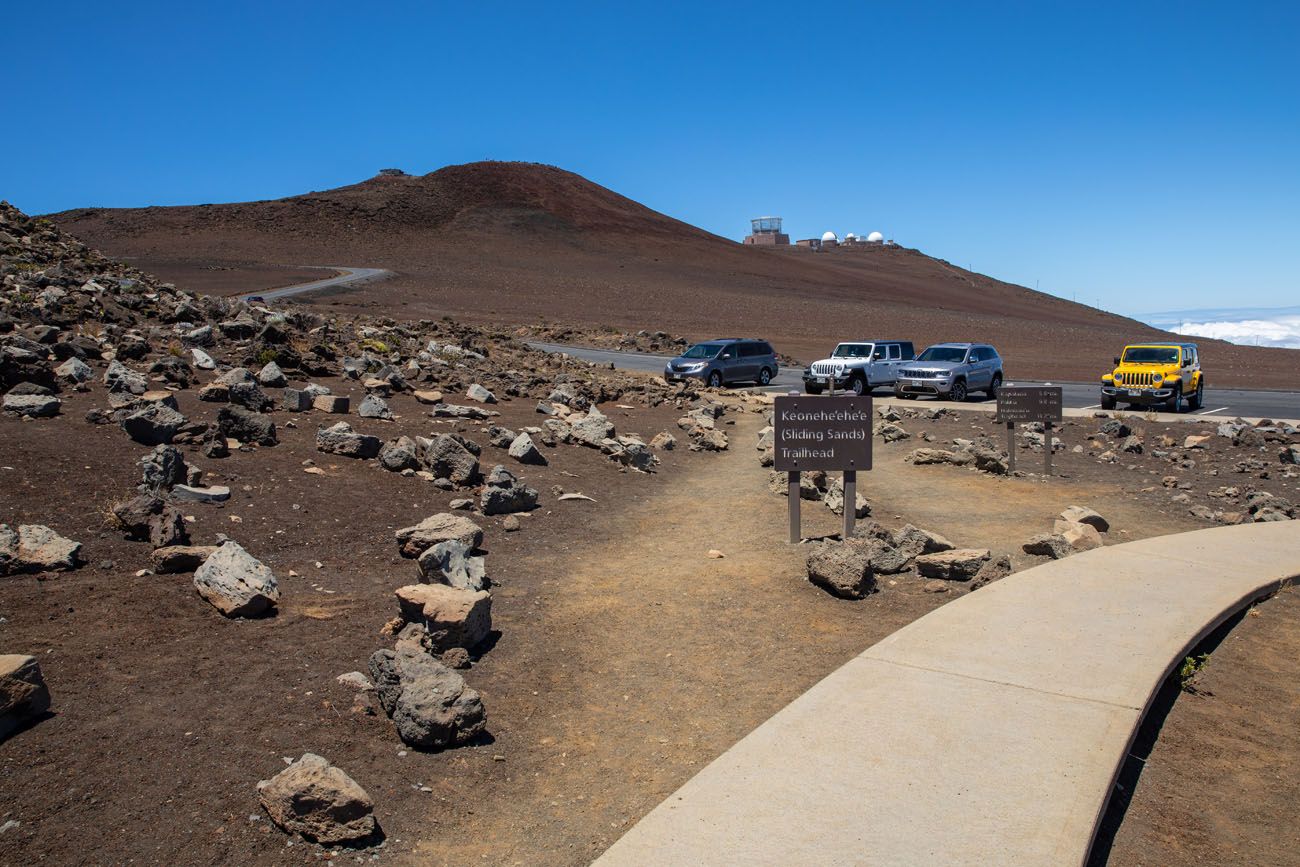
[867, 231, 884, 242]
[821, 231, 838, 242]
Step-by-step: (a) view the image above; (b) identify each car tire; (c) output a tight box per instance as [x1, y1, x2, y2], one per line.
[1188, 379, 1204, 411]
[1100, 395, 1116, 410]
[1166, 384, 1183, 414]
[987, 373, 1002, 398]
[758, 367, 773, 386]
[950, 379, 968, 402]
[849, 375, 866, 396]
[805, 383, 824, 395]
[707, 371, 722, 389]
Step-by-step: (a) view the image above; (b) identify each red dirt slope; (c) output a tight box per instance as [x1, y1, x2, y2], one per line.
[47, 161, 1299, 387]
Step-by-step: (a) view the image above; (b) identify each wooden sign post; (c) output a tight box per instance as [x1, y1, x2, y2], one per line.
[774, 394, 873, 542]
[996, 385, 1064, 477]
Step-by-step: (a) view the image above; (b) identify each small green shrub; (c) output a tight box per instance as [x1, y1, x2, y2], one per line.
[1178, 653, 1210, 692]
[256, 348, 280, 366]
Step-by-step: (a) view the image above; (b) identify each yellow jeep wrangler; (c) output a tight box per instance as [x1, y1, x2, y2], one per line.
[1101, 342, 1204, 413]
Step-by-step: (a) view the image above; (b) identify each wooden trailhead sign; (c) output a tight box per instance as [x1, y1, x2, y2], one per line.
[997, 386, 1064, 425]
[996, 384, 1065, 476]
[774, 394, 873, 542]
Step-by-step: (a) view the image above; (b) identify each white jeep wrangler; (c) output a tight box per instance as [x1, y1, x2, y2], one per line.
[803, 340, 917, 395]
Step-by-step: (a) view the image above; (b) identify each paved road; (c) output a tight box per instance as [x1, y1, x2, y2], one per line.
[525, 341, 1300, 420]
[239, 266, 391, 301]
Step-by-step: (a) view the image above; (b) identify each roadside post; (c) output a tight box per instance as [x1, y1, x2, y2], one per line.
[996, 384, 1064, 477]
[774, 393, 873, 542]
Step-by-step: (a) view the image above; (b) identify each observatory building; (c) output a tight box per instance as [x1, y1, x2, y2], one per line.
[743, 216, 790, 246]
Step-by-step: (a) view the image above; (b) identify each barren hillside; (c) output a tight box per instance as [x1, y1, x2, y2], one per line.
[47, 161, 1300, 387]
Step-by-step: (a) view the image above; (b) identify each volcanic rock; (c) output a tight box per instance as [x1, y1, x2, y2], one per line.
[316, 421, 381, 459]
[480, 465, 538, 515]
[416, 540, 488, 592]
[915, 549, 992, 581]
[806, 540, 876, 599]
[395, 513, 484, 558]
[193, 542, 279, 617]
[368, 646, 487, 751]
[393, 583, 492, 651]
[257, 754, 376, 844]
[1, 655, 52, 741]
[0, 524, 82, 574]
[217, 406, 277, 445]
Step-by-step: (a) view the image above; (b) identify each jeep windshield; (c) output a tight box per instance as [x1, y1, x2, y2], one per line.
[1123, 346, 1178, 364]
[916, 347, 968, 363]
[680, 343, 723, 359]
[831, 344, 873, 358]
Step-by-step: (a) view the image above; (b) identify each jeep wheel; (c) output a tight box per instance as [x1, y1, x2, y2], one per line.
[1188, 379, 1204, 411]
[707, 371, 722, 389]
[950, 379, 968, 402]
[1100, 394, 1116, 411]
[849, 375, 866, 396]
[1166, 384, 1183, 414]
[757, 367, 773, 386]
[987, 373, 1002, 398]
[804, 382, 824, 395]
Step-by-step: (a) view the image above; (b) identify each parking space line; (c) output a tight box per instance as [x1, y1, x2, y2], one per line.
[1081, 404, 1102, 410]
[1198, 407, 1230, 415]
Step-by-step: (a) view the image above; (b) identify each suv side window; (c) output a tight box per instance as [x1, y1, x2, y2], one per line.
[759, 342, 775, 357]
[742, 343, 763, 357]
[967, 348, 983, 363]
[887, 344, 901, 360]
[901, 342, 915, 360]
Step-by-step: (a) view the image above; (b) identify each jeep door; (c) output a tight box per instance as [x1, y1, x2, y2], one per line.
[883, 343, 903, 383]
[966, 347, 991, 388]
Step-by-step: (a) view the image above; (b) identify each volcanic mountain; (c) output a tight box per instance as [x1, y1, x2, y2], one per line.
[47, 161, 1297, 386]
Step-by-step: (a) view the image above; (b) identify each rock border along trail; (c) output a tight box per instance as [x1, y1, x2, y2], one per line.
[593, 520, 1300, 867]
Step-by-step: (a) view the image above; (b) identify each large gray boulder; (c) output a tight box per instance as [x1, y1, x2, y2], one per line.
[217, 406, 277, 446]
[507, 432, 547, 466]
[257, 754, 375, 844]
[395, 513, 484, 558]
[1, 654, 52, 741]
[417, 539, 488, 592]
[480, 465, 538, 516]
[0, 524, 81, 575]
[2, 393, 60, 418]
[379, 436, 421, 472]
[806, 540, 876, 599]
[139, 444, 187, 493]
[423, 434, 480, 485]
[915, 549, 992, 581]
[358, 394, 392, 420]
[103, 360, 147, 395]
[54, 357, 93, 384]
[316, 421, 381, 459]
[570, 408, 614, 447]
[193, 542, 279, 617]
[110, 494, 188, 548]
[120, 402, 187, 446]
[256, 361, 287, 388]
[368, 646, 487, 750]
[1022, 533, 1074, 560]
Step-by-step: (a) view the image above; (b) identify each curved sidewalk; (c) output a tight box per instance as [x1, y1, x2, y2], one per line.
[594, 520, 1300, 867]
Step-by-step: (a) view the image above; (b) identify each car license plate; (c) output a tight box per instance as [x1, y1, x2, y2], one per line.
[1127, 389, 1142, 397]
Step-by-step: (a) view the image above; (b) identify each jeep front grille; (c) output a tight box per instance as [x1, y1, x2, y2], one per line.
[900, 369, 940, 379]
[810, 362, 846, 376]
[1118, 372, 1160, 387]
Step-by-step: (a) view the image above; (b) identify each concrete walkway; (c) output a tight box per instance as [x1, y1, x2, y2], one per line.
[593, 520, 1300, 867]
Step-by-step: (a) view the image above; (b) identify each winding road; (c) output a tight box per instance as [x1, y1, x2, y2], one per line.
[238, 266, 391, 301]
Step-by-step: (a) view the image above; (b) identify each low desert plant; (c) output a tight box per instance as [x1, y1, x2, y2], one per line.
[1177, 652, 1211, 692]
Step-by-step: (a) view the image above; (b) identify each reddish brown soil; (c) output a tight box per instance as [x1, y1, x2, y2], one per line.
[44, 162, 1300, 388]
[2, 380, 1296, 864]
[1095, 586, 1300, 866]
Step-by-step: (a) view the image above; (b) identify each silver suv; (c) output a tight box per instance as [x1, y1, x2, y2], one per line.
[895, 343, 1003, 402]
[803, 340, 916, 395]
[664, 338, 779, 388]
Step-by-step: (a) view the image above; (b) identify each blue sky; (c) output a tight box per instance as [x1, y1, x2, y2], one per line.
[3, 1, 1296, 316]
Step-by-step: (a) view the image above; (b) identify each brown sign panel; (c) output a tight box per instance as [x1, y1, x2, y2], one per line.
[997, 385, 1064, 424]
[773, 395, 873, 472]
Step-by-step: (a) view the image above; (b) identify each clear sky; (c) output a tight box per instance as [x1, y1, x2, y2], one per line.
[4, 0, 1296, 316]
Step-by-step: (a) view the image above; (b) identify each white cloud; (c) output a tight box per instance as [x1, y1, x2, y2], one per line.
[1141, 306, 1300, 349]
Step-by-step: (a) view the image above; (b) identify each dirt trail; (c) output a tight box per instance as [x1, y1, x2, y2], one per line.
[405, 409, 1204, 866]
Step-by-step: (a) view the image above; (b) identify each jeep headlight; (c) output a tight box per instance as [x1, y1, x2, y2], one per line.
[1113, 373, 1122, 384]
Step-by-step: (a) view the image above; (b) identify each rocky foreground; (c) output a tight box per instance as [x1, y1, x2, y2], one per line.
[0, 200, 740, 848]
